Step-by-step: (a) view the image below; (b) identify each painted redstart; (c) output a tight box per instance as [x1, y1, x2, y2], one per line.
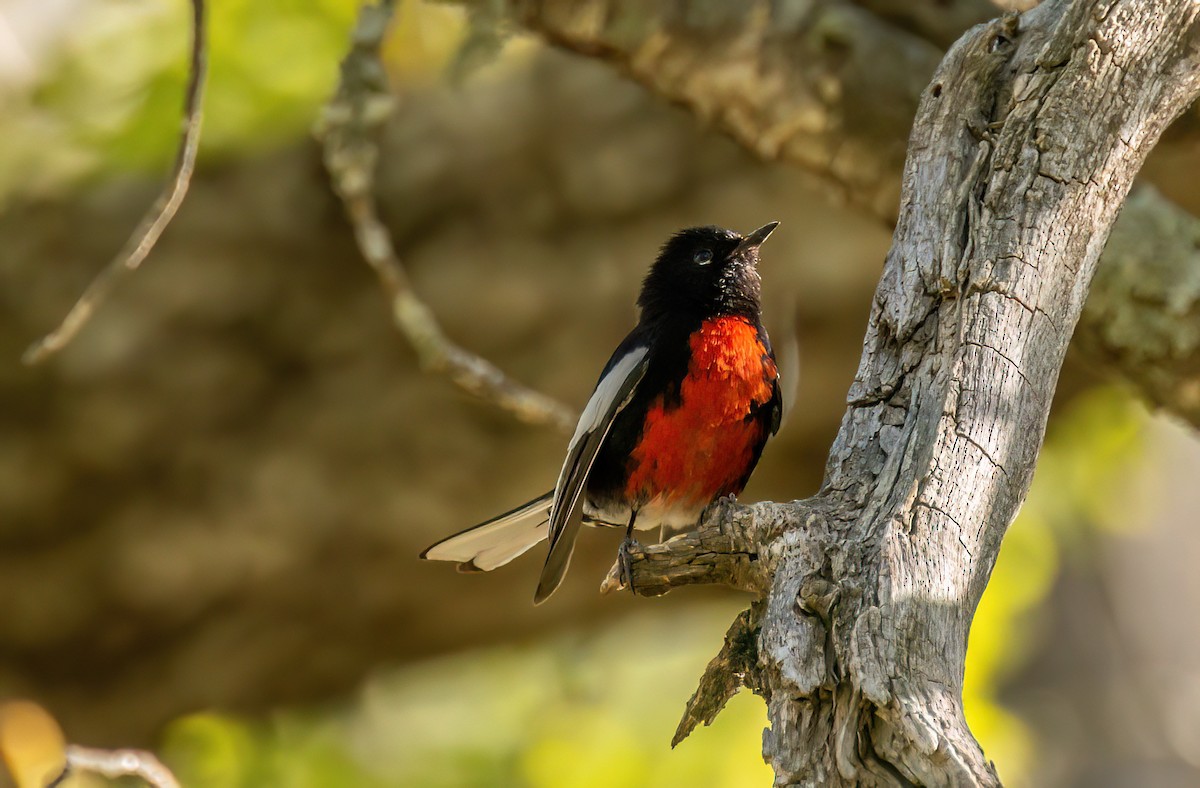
[421, 223, 782, 604]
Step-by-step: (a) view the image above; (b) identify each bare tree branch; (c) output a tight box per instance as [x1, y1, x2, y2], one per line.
[318, 0, 575, 433]
[607, 1, 1200, 782]
[598, 499, 798, 598]
[55, 745, 181, 788]
[22, 0, 208, 366]
[0, 701, 179, 788]
[504, 0, 929, 220]
[671, 608, 761, 747]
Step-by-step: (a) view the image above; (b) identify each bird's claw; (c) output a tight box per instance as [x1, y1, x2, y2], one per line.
[618, 536, 640, 595]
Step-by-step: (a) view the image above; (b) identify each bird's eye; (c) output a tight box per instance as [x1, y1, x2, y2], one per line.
[693, 249, 713, 265]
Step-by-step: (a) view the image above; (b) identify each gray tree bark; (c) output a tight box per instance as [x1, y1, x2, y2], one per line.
[606, 1, 1200, 784]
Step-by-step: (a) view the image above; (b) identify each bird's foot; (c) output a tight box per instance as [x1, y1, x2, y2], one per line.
[599, 537, 643, 596]
[618, 536, 640, 595]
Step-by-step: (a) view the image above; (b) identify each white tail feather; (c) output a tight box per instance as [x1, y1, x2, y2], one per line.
[421, 493, 552, 571]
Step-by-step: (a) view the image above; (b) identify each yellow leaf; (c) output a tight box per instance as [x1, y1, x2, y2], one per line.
[0, 701, 67, 788]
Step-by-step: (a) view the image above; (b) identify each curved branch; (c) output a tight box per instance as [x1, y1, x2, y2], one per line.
[58, 746, 180, 788]
[22, 0, 208, 365]
[0, 701, 180, 788]
[506, 0, 929, 219]
[319, 1, 575, 433]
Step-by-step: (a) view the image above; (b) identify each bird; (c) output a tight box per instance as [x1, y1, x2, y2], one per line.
[420, 223, 782, 604]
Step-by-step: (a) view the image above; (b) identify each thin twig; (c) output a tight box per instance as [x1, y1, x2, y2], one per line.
[56, 745, 181, 788]
[1, 701, 180, 788]
[317, 0, 575, 433]
[22, 0, 208, 365]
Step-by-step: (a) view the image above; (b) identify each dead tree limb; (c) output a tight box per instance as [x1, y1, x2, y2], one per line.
[318, 0, 575, 433]
[56, 745, 181, 788]
[22, 0, 208, 366]
[605, 1, 1200, 783]
[0, 701, 180, 788]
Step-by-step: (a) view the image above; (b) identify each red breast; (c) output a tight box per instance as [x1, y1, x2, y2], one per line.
[624, 316, 777, 509]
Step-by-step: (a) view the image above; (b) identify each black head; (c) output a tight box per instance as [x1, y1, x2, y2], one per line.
[638, 223, 779, 321]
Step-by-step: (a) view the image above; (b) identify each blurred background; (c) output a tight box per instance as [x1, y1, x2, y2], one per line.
[0, 1, 1198, 786]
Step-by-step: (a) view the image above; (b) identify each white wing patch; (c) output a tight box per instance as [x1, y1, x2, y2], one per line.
[535, 345, 649, 603]
[559, 348, 648, 487]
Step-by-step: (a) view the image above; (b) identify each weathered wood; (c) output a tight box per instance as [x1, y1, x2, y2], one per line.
[607, 1, 1200, 783]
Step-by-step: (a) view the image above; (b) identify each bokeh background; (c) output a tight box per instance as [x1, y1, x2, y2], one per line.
[1, 1, 1199, 786]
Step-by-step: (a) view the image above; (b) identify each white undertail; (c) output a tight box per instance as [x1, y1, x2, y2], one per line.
[420, 493, 552, 572]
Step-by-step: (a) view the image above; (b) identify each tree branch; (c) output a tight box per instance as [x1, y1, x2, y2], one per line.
[22, 0, 208, 366]
[0, 701, 179, 788]
[504, 0, 928, 220]
[318, 0, 575, 433]
[598, 499, 805, 598]
[671, 607, 762, 747]
[56, 746, 181, 788]
[610, 1, 1200, 783]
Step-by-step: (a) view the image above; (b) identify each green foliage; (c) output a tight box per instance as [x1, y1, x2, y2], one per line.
[0, 0, 482, 204]
[103, 0, 362, 164]
[163, 604, 773, 787]
[166, 711, 386, 788]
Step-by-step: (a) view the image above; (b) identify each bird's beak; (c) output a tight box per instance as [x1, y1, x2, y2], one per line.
[734, 221, 780, 256]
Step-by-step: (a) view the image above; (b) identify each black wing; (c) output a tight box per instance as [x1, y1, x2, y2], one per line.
[533, 342, 649, 604]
